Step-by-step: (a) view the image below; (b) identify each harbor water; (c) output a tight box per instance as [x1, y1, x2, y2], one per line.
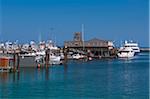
[0, 52, 149, 99]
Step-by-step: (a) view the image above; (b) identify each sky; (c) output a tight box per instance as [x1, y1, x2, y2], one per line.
[0, 0, 149, 47]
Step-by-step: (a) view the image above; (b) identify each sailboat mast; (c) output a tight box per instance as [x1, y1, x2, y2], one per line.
[82, 24, 84, 50]
[38, 32, 41, 42]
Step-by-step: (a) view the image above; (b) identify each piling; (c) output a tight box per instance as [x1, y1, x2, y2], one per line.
[45, 49, 50, 68]
[16, 53, 20, 72]
[64, 46, 68, 64]
[13, 51, 16, 71]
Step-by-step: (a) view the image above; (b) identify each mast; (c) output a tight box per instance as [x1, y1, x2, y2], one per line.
[50, 27, 54, 41]
[82, 24, 84, 50]
[38, 32, 41, 42]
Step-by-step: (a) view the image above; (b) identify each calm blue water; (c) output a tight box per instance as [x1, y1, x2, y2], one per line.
[0, 52, 149, 99]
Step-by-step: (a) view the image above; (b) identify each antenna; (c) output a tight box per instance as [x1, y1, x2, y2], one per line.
[82, 24, 85, 50]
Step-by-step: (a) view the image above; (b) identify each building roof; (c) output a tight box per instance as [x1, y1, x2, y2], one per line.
[86, 38, 108, 43]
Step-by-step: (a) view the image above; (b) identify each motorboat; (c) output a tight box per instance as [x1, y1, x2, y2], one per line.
[117, 47, 135, 58]
[122, 40, 140, 53]
[72, 53, 85, 59]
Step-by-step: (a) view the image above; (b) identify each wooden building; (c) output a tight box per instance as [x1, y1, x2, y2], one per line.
[64, 32, 116, 58]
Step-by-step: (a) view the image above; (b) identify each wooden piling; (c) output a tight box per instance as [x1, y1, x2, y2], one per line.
[13, 51, 16, 71]
[45, 49, 50, 68]
[17, 53, 20, 72]
[64, 46, 68, 64]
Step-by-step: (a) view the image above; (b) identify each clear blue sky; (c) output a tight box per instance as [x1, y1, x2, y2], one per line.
[0, 0, 149, 47]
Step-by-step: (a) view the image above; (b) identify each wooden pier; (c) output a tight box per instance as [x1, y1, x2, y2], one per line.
[140, 48, 150, 52]
[64, 32, 116, 58]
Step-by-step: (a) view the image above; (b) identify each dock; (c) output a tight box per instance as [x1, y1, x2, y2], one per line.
[64, 32, 117, 58]
[140, 48, 150, 52]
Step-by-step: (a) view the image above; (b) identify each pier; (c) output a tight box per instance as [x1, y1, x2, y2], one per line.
[0, 32, 118, 72]
[140, 48, 150, 52]
[64, 32, 117, 58]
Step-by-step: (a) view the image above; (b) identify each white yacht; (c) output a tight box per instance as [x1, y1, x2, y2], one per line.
[118, 47, 135, 58]
[122, 40, 140, 53]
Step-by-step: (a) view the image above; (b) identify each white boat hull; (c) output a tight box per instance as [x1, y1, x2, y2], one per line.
[118, 52, 135, 58]
[118, 47, 135, 58]
[72, 54, 84, 59]
[49, 55, 61, 65]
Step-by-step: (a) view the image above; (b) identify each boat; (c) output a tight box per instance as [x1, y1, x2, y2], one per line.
[36, 50, 45, 56]
[35, 55, 44, 63]
[72, 53, 85, 60]
[49, 53, 61, 65]
[46, 40, 59, 50]
[121, 40, 140, 53]
[35, 53, 61, 65]
[0, 56, 13, 72]
[23, 52, 36, 57]
[117, 47, 135, 58]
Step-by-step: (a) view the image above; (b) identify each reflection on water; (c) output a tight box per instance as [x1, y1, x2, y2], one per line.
[121, 58, 133, 63]
[0, 72, 9, 83]
[0, 64, 69, 84]
[0, 53, 149, 98]
[45, 68, 49, 81]
[0, 72, 20, 84]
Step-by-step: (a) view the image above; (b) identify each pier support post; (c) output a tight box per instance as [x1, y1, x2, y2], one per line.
[16, 53, 20, 72]
[45, 49, 50, 68]
[64, 46, 68, 64]
[13, 51, 16, 72]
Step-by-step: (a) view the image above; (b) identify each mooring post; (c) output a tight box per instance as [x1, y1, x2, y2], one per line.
[17, 53, 20, 72]
[87, 49, 90, 60]
[64, 46, 68, 64]
[13, 50, 16, 71]
[45, 49, 50, 68]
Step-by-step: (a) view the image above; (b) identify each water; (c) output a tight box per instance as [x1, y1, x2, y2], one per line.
[0, 52, 149, 99]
